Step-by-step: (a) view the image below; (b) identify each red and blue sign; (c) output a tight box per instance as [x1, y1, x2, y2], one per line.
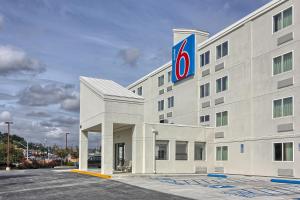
[172, 34, 195, 83]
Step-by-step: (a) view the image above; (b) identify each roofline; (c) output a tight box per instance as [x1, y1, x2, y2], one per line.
[80, 76, 144, 102]
[127, 61, 172, 89]
[173, 28, 210, 36]
[197, 0, 286, 48]
[127, 0, 287, 89]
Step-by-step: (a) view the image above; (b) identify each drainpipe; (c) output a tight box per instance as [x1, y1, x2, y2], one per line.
[152, 129, 158, 174]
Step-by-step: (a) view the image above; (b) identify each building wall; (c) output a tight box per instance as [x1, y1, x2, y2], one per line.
[142, 123, 214, 174]
[127, 0, 300, 177]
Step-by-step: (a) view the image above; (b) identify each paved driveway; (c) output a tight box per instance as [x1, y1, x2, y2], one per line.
[0, 169, 189, 200]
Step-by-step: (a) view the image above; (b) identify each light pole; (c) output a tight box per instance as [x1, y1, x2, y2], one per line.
[5, 121, 13, 171]
[65, 133, 70, 150]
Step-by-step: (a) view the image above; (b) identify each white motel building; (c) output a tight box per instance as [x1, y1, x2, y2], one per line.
[79, 0, 300, 178]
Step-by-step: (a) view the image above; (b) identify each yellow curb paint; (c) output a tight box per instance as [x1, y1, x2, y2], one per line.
[70, 169, 112, 179]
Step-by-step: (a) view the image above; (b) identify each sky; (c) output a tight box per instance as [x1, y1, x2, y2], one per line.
[0, 0, 271, 148]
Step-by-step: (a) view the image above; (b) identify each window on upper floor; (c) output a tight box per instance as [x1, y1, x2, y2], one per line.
[132, 90, 135, 93]
[200, 115, 210, 123]
[273, 7, 293, 33]
[158, 100, 164, 111]
[200, 51, 210, 67]
[167, 96, 174, 108]
[274, 142, 293, 161]
[216, 111, 228, 127]
[137, 86, 143, 96]
[216, 76, 228, 93]
[273, 52, 293, 75]
[200, 83, 210, 98]
[216, 41, 228, 59]
[273, 97, 293, 118]
[158, 75, 164, 87]
[168, 71, 172, 82]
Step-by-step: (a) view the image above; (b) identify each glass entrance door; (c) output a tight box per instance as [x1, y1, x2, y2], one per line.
[114, 143, 125, 170]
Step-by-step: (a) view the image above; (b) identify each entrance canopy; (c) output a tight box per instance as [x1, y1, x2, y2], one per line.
[79, 76, 144, 174]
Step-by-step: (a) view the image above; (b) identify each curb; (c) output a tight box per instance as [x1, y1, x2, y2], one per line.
[70, 169, 112, 179]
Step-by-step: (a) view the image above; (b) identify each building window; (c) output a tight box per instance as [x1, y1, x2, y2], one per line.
[200, 83, 210, 98]
[176, 141, 188, 160]
[273, 97, 293, 118]
[155, 140, 169, 160]
[195, 142, 206, 160]
[273, 7, 292, 33]
[168, 96, 174, 108]
[240, 144, 244, 153]
[216, 111, 228, 127]
[216, 41, 228, 59]
[200, 51, 210, 67]
[168, 71, 172, 82]
[216, 146, 228, 161]
[274, 142, 293, 161]
[132, 90, 135, 93]
[200, 115, 210, 123]
[273, 52, 293, 75]
[158, 100, 164, 111]
[137, 86, 142, 96]
[158, 75, 164, 87]
[216, 76, 228, 93]
[159, 89, 164, 95]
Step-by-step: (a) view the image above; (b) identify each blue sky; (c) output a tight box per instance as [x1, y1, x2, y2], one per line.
[0, 0, 270, 147]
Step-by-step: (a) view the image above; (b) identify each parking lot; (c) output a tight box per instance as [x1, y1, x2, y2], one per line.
[0, 169, 189, 200]
[1, 169, 300, 200]
[114, 174, 300, 200]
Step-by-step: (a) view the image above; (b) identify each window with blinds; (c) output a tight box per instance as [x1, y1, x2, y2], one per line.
[273, 7, 293, 33]
[273, 52, 293, 75]
[273, 97, 293, 118]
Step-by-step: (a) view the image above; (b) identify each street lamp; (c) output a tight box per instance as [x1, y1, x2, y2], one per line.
[65, 133, 70, 150]
[5, 121, 13, 171]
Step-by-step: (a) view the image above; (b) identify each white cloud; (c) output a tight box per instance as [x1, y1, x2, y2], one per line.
[118, 48, 141, 67]
[0, 111, 12, 122]
[0, 45, 46, 76]
[46, 127, 64, 138]
[61, 97, 79, 112]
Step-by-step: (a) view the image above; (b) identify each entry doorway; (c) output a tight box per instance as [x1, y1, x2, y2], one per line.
[114, 143, 125, 170]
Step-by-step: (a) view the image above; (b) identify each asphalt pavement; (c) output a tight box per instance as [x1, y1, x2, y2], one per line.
[0, 169, 190, 200]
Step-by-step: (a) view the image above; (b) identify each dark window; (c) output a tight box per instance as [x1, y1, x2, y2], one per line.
[274, 143, 282, 161]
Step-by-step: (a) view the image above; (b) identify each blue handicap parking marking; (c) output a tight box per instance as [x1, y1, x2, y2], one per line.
[225, 189, 258, 198]
[209, 184, 235, 189]
[155, 176, 300, 198]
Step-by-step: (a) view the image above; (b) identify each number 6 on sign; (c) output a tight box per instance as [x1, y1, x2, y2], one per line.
[172, 34, 195, 83]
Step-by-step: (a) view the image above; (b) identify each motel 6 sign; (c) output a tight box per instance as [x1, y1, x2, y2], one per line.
[172, 34, 195, 83]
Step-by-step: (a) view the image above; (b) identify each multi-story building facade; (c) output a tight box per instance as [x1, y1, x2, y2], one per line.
[79, 0, 299, 177]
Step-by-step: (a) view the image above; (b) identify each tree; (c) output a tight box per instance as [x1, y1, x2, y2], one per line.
[53, 146, 69, 165]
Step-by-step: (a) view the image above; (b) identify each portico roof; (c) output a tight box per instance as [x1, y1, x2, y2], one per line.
[80, 76, 144, 102]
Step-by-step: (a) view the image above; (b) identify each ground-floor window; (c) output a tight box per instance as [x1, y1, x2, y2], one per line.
[273, 142, 293, 161]
[176, 141, 188, 160]
[194, 142, 206, 160]
[216, 146, 228, 161]
[155, 140, 169, 160]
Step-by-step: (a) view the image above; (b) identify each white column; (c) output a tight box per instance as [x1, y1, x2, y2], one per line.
[101, 121, 113, 174]
[132, 123, 144, 173]
[79, 130, 88, 171]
